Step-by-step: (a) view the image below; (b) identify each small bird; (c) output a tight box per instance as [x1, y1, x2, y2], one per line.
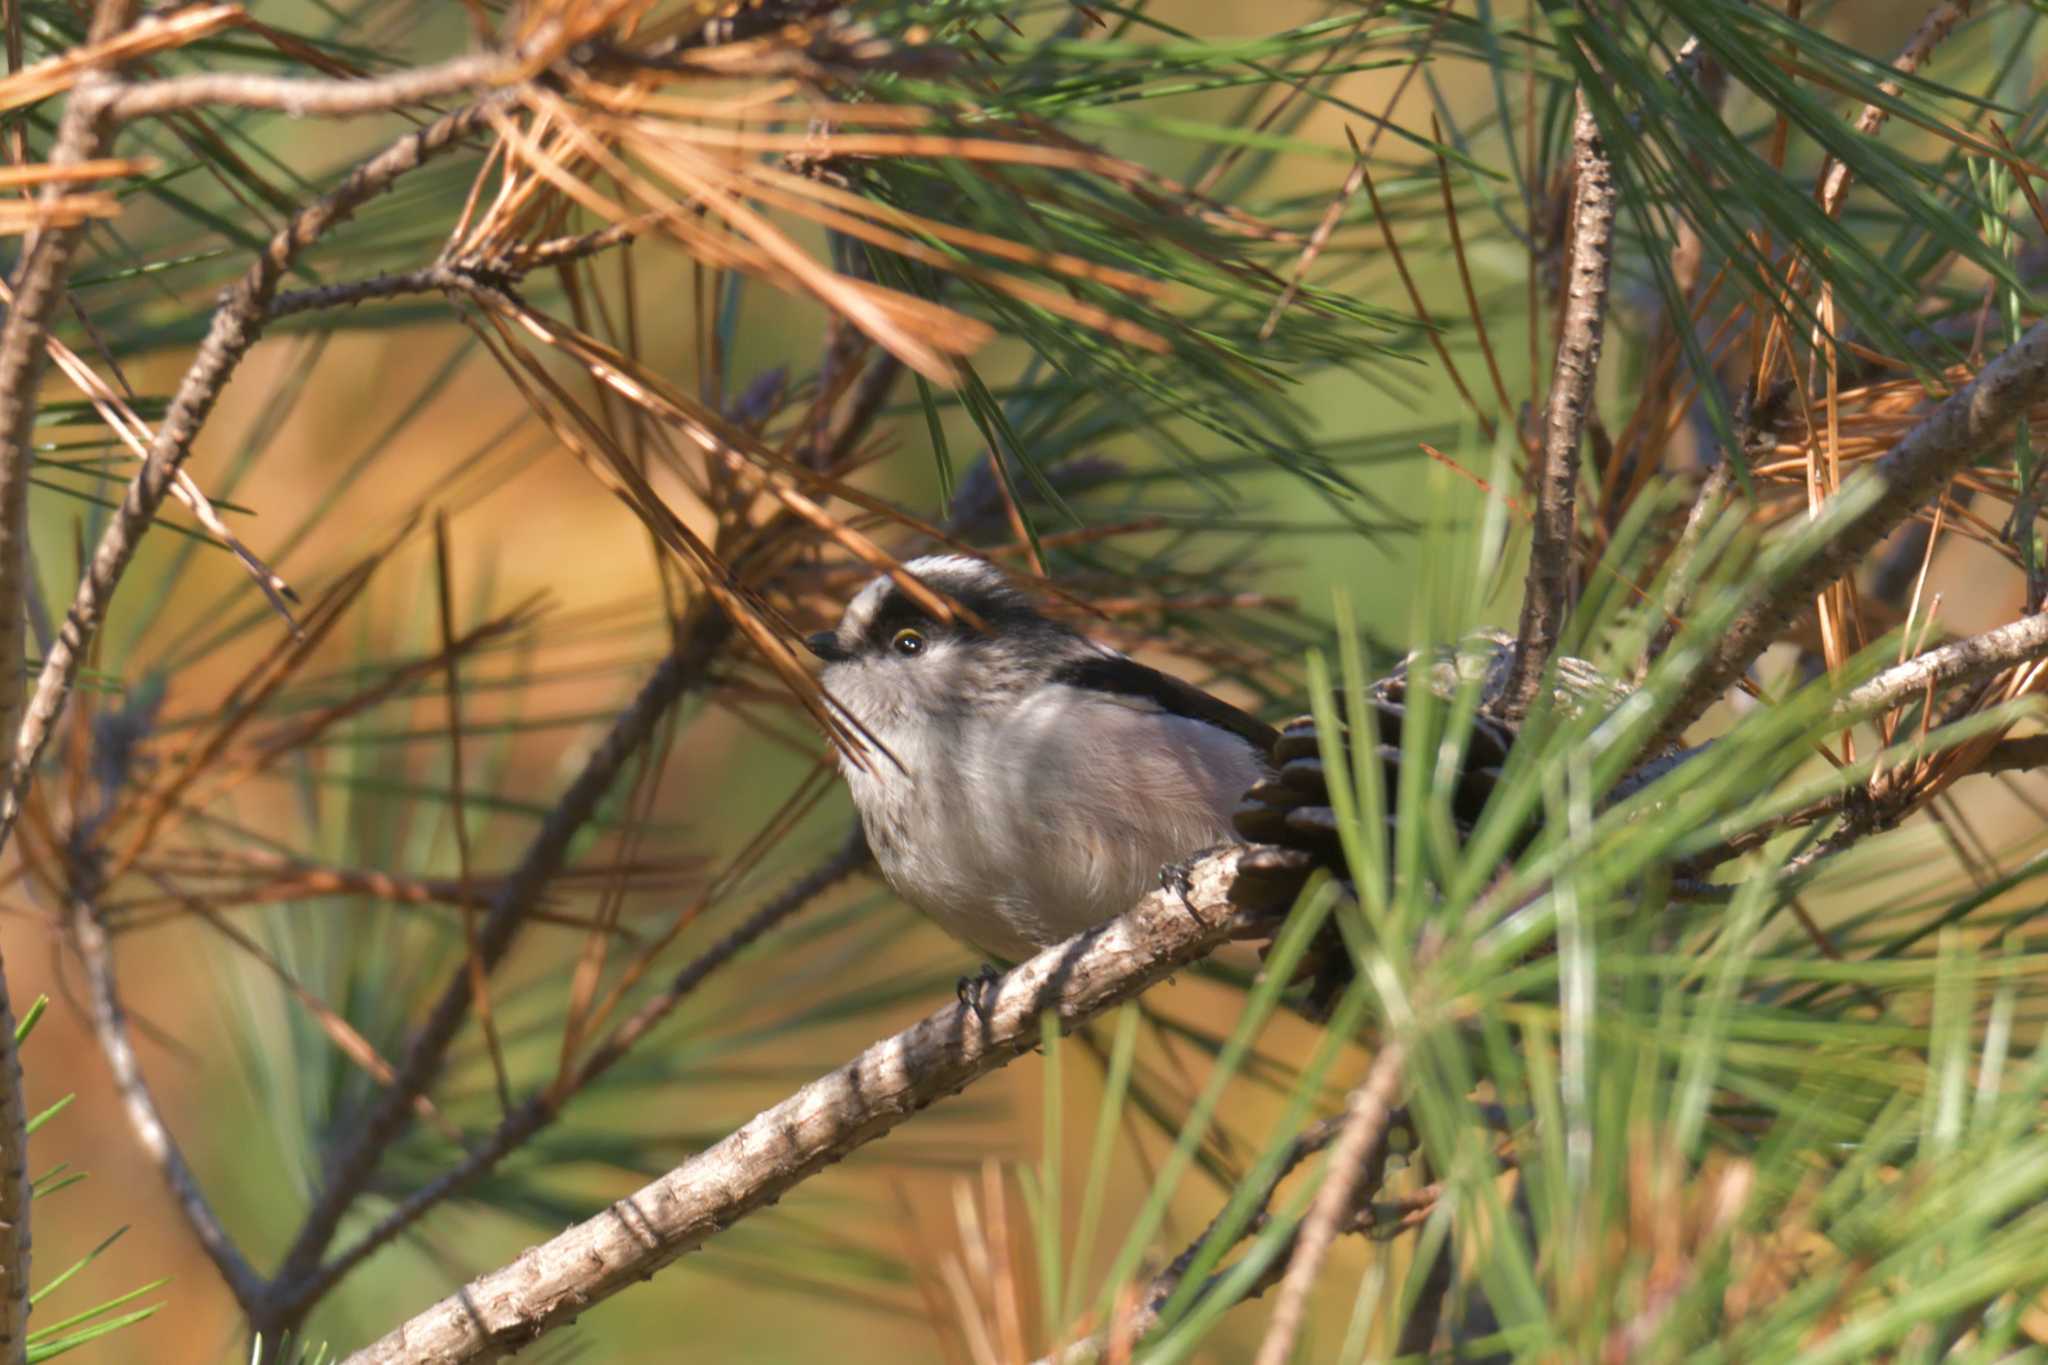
[806, 555, 1276, 962]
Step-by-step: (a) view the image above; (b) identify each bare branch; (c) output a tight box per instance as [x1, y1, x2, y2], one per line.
[1250, 1041, 1407, 1365]
[1836, 609, 2048, 718]
[339, 849, 1269, 1365]
[0, 96, 509, 863]
[1674, 657, 2048, 881]
[265, 265, 456, 320]
[69, 889, 266, 1311]
[1502, 98, 1615, 718]
[266, 223, 647, 321]
[1652, 318, 2048, 751]
[103, 57, 509, 120]
[0, 6, 139, 1351]
[91, 2, 864, 125]
[98, 30, 552, 121]
[266, 610, 731, 1315]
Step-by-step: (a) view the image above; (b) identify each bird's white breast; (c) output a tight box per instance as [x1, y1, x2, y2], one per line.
[842, 683, 1265, 960]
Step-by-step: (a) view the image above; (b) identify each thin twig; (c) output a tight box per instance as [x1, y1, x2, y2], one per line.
[69, 887, 266, 1311]
[267, 224, 650, 321]
[97, 33, 551, 121]
[1250, 1041, 1409, 1365]
[1502, 97, 1615, 718]
[432, 514, 510, 1115]
[1835, 609, 2048, 718]
[266, 264, 454, 319]
[265, 609, 731, 1320]
[1815, 1, 1973, 220]
[1651, 318, 2048, 752]
[801, 351, 903, 472]
[340, 848, 1269, 1365]
[1673, 702, 2042, 884]
[0, 96, 512, 864]
[281, 827, 869, 1311]
[1638, 463, 1730, 678]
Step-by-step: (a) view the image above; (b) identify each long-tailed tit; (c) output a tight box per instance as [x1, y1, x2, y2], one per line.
[806, 555, 1275, 961]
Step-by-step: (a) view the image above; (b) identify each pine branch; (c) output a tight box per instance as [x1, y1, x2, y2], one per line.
[0, 6, 138, 1354]
[1250, 1040, 1409, 1365]
[339, 849, 1269, 1365]
[0, 52, 119, 779]
[1652, 318, 2048, 751]
[1835, 609, 2048, 718]
[101, 40, 544, 121]
[69, 887, 265, 1311]
[265, 223, 645, 321]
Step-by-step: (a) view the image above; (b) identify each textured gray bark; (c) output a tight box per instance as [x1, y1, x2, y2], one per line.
[1502, 100, 1615, 718]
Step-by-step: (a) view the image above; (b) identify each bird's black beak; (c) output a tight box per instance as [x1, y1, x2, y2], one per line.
[805, 631, 849, 664]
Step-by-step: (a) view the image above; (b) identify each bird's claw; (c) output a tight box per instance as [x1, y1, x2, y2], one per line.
[955, 962, 1002, 1023]
[1161, 843, 1231, 920]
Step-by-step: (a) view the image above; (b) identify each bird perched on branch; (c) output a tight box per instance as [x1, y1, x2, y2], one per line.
[805, 554, 1276, 962]
[806, 557, 1624, 1011]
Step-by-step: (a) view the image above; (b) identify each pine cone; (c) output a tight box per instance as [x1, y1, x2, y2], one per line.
[1228, 633, 1630, 1012]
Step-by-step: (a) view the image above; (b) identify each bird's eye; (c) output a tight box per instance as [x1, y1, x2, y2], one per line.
[891, 627, 927, 657]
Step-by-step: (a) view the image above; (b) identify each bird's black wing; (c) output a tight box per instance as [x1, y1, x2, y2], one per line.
[1051, 653, 1280, 754]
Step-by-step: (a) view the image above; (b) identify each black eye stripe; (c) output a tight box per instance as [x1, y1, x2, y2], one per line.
[862, 594, 940, 652]
[853, 576, 1051, 655]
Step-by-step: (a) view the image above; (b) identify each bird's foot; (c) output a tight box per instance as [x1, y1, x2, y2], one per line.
[1161, 843, 1233, 920]
[955, 962, 1003, 1023]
